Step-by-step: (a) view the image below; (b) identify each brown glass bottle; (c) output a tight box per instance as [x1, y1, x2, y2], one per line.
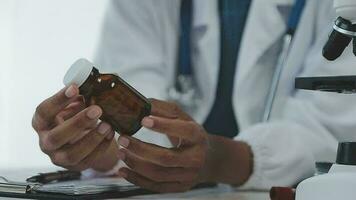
[63, 58, 151, 136]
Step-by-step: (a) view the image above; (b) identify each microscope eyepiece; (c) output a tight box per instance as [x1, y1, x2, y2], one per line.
[322, 30, 352, 61]
[323, 17, 354, 61]
[334, 17, 353, 31]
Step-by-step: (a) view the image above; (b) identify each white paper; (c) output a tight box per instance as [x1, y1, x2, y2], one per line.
[35, 177, 137, 195]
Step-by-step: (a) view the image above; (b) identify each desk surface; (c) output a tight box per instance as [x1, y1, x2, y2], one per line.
[0, 168, 269, 200]
[126, 189, 269, 200]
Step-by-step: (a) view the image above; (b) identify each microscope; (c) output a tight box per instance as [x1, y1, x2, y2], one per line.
[323, 0, 356, 61]
[296, 0, 356, 199]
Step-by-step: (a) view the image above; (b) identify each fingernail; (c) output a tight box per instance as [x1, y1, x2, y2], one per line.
[117, 170, 127, 178]
[87, 107, 102, 119]
[142, 117, 154, 128]
[65, 85, 77, 98]
[118, 137, 129, 148]
[98, 122, 111, 135]
[106, 132, 115, 140]
[117, 150, 126, 160]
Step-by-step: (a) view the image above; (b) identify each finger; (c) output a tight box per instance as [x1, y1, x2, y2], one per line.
[149, 98, 192, 120]
[169, 136, 182, 148]
[65, 139, 114, 171]
[54, 100, 86, 125]
[33, 85, 80, 131]
[119, 148, 197, 183]
[76, 139, 116, 171]
[50, 122, 111, 167]
[68, 129, 91, 145]
[118, 136, 189, 168]
[40, 105, 102, 152]
[69, 122, 114, 144]
[141, 116, 204, 143]
[105, 129, 115, 140]
[118, 168, 192, 193]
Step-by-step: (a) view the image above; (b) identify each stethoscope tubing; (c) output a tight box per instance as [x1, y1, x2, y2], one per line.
[262, 0, 305, 122]
[262, 34, 293, 122]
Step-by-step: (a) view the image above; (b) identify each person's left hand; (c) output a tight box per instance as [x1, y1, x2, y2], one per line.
[116, 99, 210, 193]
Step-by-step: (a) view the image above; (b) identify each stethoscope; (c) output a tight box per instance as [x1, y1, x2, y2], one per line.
[167, 0, 198, 112]
[168, 0, 306, 122]
[262, 0, 306, 121]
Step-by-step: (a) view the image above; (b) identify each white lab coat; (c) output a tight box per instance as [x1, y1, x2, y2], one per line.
[94, 0, 356, 189]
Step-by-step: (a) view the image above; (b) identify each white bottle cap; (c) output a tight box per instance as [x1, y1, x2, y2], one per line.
[63, 58, 95, 87]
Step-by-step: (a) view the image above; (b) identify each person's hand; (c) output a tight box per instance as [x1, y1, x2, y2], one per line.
[32, 85, 119, 171]
[116, 99, 210, 193]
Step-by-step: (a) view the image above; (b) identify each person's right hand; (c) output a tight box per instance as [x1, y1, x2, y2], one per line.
[32, 85, 119, 171]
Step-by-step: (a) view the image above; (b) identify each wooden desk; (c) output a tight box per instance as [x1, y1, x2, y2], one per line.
[0, 168, 270, 200]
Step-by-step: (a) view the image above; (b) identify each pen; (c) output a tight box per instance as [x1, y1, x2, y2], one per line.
[26, 170, 81, 184]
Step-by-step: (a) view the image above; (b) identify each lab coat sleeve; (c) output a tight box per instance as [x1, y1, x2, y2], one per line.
[236, 2, 356, 189]
[94, 0, 179, 100]
[238, 92, 356, 189]
[237, 119, 334, 189]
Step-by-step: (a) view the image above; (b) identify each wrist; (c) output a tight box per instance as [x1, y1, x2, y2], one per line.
[198, 135, 254, 186]
[198, 134, 219, 183]
[236, 141, 253, 185]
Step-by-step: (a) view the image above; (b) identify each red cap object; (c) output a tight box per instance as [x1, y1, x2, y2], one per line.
[270, 187, 296, 200]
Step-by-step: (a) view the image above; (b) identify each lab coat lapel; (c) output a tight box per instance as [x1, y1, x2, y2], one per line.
[233, 0, 293, 127]
[192, 0, 220, 122]
[193, 0, 294, 124]
[271, 0, 315, 119]
[199, 0, 293, 104]
[236, 0, 293, 83]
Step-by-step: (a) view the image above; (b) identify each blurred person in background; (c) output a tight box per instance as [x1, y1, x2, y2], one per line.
[32, 0, 356, 193]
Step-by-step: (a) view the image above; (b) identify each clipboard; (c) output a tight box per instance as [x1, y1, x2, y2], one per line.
[0, 176, 216, 200]
[0, 188, 154, 200]
[0, 175, 155, 199]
